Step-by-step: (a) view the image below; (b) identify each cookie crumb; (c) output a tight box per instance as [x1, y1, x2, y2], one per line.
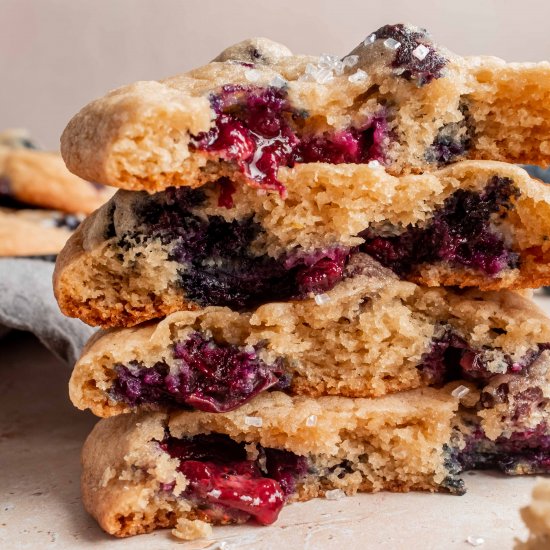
[171, 518, 213, 541]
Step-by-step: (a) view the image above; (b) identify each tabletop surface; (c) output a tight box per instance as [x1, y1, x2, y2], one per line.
[2, 293, 550, 550]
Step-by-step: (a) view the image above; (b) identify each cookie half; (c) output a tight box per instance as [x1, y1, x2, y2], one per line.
[82, 389, 458, 538]
[54, 162, 550, 328]
[81, 368, 550, 538]
[61, 24, 550, 193]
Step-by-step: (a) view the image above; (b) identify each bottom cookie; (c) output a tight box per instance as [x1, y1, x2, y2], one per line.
[82, 378, 550, 539]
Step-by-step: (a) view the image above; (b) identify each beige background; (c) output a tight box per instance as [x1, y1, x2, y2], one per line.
[2, 0, 550, 150]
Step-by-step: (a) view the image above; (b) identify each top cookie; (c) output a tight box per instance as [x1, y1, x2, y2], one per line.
[0, 129, 114, 214]
[61, 24, 550, 193]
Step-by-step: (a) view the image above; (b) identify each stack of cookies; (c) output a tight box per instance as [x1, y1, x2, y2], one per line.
[54, 24, 550, 540]
[0, 129, 114, 260]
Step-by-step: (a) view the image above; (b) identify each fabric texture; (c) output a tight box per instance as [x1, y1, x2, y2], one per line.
[0, 258, 95, 365]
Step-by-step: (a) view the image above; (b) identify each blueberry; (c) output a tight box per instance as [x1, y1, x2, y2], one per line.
[360, 176, 520, 276]
[110, 333, 286, 413]
[373, 24, 447, 86]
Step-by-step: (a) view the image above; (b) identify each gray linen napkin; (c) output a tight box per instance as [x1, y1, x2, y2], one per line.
[0, 258, 95, 365]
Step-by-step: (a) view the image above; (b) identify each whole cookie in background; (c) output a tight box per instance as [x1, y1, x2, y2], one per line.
[0, 206, 83, 259]
[0, 129, 114, 215]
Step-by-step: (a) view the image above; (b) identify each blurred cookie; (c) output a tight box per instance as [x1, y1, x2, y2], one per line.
[0, 129, 114, 214]
[0, 206, 82, 258]
[520, 481, 550, 549]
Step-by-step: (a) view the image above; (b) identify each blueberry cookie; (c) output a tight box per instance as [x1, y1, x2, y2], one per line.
[0, 206, 82, 258]
[61, 24, 550, 194]
[81, 369, 550, 538]
[69, 254, 550, 415]
[54, 161, 550, 328]
[0, 129, 114, 214]
[81, 389, 458, 538]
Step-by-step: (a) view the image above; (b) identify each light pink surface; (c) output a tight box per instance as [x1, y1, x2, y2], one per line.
[2, 0, 550, 150]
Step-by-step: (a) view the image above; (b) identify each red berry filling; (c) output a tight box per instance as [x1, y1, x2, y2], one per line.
[191, 86, 388, 194]
[361, 176, 520, 276]
[160, 433, 308, 525]
[110, 332, 289, 413]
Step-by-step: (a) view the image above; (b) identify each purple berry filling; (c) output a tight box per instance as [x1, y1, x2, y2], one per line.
[54, 213, 81, 231]
[129, 175, 518, 311]
[418, 328, 550, 384]
[191, 85, 389, 193]
[133, 186, 351, 309]
[0, 175, 32, 210]
[16, 254, 57, 262]
[160, 433, 308, 525]
[110, 332, 289, 413]
[456, 424, 550, 475]
[373, 24, 447, 86]
[361, 176, 520, 277]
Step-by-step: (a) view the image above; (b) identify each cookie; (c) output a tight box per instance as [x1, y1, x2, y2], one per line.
[61, 24, 550, 194]
[0, 129, 114, 214]
[81, 388, 459, 538]
[69, 254, 550, 416]
[0, 206, 82, 257]
[54, 161, 550, 328]
[520, 481, 550, 549]
[81, 367, 550, 538]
